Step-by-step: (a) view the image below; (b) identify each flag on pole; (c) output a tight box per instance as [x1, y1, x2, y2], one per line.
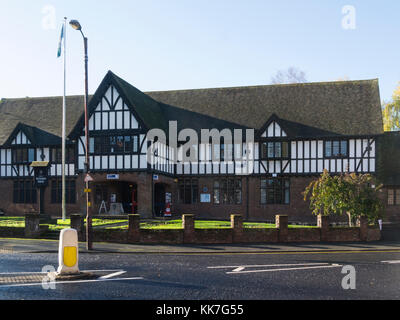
[57, 24, 65, 58]
[59, 18, 67, 221]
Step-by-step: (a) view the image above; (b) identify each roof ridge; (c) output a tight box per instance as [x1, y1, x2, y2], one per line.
[1, 94, 87, 102]
[146, 79, 379, 94]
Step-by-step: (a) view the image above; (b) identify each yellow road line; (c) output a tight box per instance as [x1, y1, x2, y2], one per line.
[157, 249, 400, 256]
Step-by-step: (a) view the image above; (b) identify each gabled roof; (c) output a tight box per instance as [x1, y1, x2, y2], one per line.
[3, 123, 63, 147]
[0, 95, 85, 146]
[0, 71, 384, 148]
[257, 114, 339, 139]
[147, 79, 383, 136]
[69, 71, 249, 138]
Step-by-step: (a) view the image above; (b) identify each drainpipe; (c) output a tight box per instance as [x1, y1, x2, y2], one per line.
[246, 176, 249, 220]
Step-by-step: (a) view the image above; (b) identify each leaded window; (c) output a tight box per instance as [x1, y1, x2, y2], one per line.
[213, 178, 242, 205]
[178, 179, 198, 204]
[260, 178, 290, 205]
[13, 180, 37, 204]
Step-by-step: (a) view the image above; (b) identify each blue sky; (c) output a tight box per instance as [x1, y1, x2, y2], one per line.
[0, 0, 398, 103]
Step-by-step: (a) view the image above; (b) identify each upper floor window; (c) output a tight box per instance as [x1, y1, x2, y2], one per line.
[261, 142, 289, 159]
[51, 146, 75, 163]
[12, 148, 35, 164]
[325, 140, 348, 158]
[89, 135, 139, 155]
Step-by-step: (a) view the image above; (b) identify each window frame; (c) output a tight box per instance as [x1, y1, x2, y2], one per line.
[213, 178, 242, 205]
[388, 188, 400, 206]
[178, 178, 199, 204]
[13, 179, 37, 204]
[260, 141, 290, 160]
[324, 140, 348, 158]
[260, 178, 290, 205]
[89, 134, 141, 156]
[50, 179, 76, 204]
[11, 147, 36, 164]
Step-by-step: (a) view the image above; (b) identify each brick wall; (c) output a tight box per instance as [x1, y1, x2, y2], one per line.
[83, 214, 381, 244]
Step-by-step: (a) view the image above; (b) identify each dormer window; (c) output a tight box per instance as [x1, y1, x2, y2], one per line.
[89, 135, 139, 155]
[261, 142, 289, 159]
[12, 148, 35, 164]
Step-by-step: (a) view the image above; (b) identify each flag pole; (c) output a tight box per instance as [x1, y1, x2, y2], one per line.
[61, 17, 67, 221]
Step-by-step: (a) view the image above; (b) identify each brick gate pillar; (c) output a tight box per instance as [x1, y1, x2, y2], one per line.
[276, 215, 288, 242]
[231, 214, 244, 243]
[25, 214, 41, 238]
[317, 214, 329, 242]
[183, 214, 195, 243]
[128, 214, 141, 243]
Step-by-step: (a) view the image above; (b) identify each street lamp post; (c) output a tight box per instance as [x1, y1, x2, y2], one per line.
[69, 19, 93, 250]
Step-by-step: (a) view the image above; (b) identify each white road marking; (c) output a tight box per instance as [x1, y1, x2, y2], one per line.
[0, 269, 124, 276]
[99, 271, 127, 279]
[226, 264, 342, 274]
[233, 267, 245, 272]
[208, 262, 330, 269]
[208, 263, 343, 275]
[0, 277, 144, 288]
[382, 260, 400, 264]
[0, 272, 47, 275]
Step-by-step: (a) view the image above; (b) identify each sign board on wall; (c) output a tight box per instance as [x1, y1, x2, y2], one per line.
[200, 194, 211, 203]
[107, 174, 119, 180]
[165, 192, 172, 204]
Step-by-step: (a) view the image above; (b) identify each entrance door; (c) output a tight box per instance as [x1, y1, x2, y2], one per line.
[121, 183, 138, 214]
[154, 183, 166, 217]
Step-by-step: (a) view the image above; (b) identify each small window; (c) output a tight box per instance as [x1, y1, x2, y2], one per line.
[325, 140, 348, 157]
[28, 149, 35, 162]
[261, 142, 289, 159]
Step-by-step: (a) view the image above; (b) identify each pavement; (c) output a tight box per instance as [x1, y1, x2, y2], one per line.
[1, 237, 400, 255]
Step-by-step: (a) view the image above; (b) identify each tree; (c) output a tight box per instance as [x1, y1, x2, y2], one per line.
[271, 67, 307, 84]
[382, 82, 400, 131]
[303, 170, 384, 226]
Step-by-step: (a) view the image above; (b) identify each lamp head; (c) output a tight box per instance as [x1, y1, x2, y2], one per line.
[69, 20, 82, 31]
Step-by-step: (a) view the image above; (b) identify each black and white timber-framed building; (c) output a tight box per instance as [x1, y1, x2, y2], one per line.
[0, 71, 399, 222]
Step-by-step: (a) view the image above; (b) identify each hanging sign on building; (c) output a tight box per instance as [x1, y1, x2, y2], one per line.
[30, 161, 50, 188]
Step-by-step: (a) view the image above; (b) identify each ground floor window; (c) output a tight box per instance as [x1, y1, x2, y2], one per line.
[388, 188, 400, 206]
[13, 180, 37, 204]
[50, 179, 76, 204]
[260, 178, 290, 205]
[178, 178, 198, 204]
[213, 178, 242, 205]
